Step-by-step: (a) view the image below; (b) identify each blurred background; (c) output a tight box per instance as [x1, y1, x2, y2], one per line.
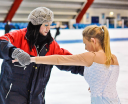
[0, 0, 128, 104]
[0, 0, 128, 29]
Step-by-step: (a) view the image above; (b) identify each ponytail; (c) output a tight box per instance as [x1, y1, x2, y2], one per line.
[83, 25, 114, 66]
[102, 26, 113, 66]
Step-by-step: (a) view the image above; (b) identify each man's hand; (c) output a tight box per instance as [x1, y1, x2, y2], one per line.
[11, 48, 30, 66]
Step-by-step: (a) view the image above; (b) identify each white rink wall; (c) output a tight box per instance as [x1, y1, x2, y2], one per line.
[51, 29, 128, 40]
[0, 29, 128, 39]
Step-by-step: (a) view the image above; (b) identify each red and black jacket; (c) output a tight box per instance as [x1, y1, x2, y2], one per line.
[0, 28, 84, 104]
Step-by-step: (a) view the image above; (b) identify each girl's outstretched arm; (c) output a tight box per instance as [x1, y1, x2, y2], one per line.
[31, 52, 95, 66]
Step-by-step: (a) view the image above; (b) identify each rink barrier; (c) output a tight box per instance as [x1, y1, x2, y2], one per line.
[56, 38, 128, 44]
[0, 29, 128, 44]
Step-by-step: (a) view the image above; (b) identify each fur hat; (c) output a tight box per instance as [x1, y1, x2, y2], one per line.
[28, 7, 54, 25]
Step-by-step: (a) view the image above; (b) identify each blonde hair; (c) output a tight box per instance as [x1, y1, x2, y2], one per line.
[82, 25, 114, 66]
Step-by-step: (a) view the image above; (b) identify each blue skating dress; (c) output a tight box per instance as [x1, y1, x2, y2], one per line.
[84, 62, 121, 104]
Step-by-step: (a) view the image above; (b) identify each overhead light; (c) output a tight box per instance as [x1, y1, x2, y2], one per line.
[109, 12, 114, 16]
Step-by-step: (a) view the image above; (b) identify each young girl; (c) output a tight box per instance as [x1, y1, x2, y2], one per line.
[23, 25, 121, 103]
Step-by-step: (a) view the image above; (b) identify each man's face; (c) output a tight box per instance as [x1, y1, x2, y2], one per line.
[39, 22, 52, 36]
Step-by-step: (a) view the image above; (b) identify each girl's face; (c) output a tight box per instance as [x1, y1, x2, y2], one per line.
[83, 37, 94, 52]
[39, 22, 52, 36]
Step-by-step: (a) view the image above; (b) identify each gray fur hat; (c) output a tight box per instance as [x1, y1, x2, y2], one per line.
[28, 7, 54, 25]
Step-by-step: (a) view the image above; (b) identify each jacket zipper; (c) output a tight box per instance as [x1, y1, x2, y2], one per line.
[34, 43, 47, 56]
[14, 64, 26, 70]
[34, 45, 39, 56]
[35, 43, 47, 77]
[5, 83, 12, 99]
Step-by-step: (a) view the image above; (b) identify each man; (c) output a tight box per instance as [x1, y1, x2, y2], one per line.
[4, 21, 15, 34]
[0, 7, 84, 104]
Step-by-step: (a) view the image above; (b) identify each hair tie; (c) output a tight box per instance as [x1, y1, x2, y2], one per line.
[102, 28, 104, 32]
[101, 26, 104, 32]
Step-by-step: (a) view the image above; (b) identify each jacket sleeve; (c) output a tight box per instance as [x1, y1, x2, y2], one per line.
[56, 65, 84, 76]
[52, 40, 84, 76]
[0, 30, 24, 60]
[0, 40, 16, 60]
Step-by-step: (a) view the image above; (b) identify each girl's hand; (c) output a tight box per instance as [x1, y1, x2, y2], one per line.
[12, 59, 18, 63]
[12, 57, 36, 63]
[88, 87, 91, 93]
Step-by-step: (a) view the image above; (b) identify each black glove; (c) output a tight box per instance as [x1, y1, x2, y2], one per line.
[12, 48, 30, 66]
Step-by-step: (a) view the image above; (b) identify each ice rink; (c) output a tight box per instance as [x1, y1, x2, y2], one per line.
[0, 29, 128, 104]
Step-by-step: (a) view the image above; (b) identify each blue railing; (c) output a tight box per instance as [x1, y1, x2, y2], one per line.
[0, 22, 69, 29]
[0, 22, 128, 29]
[73, 23, 128, 29]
